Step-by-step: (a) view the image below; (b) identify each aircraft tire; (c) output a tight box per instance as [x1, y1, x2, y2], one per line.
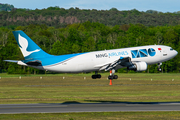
[92, 75, 97, 79]
[108, 75, 113, 80]
[97, 74, 101, 78]
[157, 68, 162, 72]
[113, 75, 118, 79]
[92, 74, 101, 79]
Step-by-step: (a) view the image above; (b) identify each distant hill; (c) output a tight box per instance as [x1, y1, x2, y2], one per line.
[1, 5, 180, 28]
[0, 3, 14, 11]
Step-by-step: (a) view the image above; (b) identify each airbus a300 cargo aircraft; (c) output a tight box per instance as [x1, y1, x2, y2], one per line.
[5, 30, 178, 80]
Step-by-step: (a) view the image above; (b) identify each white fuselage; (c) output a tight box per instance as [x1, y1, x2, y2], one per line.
[11, 30, 178, 73]
[25, 45, 177, 73]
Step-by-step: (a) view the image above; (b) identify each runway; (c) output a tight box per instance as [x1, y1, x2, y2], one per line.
[1, 102, 180, 114]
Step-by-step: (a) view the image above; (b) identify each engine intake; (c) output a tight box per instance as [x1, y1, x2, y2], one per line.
[127, 61, 147, 71]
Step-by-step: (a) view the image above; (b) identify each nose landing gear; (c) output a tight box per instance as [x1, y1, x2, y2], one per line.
[157, 63, 162, 72]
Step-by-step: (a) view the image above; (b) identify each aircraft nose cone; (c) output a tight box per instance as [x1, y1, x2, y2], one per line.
[174, 50, 178, 57]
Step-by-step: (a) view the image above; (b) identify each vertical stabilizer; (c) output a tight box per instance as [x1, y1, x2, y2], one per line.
[13, 30, 51, 60]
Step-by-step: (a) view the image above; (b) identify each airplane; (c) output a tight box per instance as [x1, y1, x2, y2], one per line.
[4, 30, 178, 80]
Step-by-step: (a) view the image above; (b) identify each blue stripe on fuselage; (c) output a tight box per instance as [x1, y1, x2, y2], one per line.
[22, 53, 86, 66]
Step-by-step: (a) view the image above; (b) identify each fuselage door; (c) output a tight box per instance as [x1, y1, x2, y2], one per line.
[163, 48, 168, 57]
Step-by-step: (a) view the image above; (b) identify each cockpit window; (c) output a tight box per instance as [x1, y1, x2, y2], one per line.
[170, 48, 173, 51]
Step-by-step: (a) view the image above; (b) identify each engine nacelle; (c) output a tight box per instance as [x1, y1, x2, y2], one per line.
[127, 61, 147, 71]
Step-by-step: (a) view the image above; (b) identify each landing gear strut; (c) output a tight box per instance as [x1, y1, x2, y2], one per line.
[108, 69, 118, 85]
[92, 71, 101, 79]
[157, 63, 162, 72]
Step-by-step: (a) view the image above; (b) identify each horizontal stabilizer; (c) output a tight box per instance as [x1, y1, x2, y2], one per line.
[4, 60, 18, 63]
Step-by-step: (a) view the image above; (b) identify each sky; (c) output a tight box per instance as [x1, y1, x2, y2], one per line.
[2, 0, 180, 13]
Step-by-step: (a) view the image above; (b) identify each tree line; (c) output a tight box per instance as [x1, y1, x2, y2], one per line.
[1, 6, 180, 28]
[0, 3, 14, 12]
[0, 22, 179, 74]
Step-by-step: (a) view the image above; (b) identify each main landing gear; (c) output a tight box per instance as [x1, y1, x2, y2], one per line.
[157, 63, 162, 72]
[108, 69, 118, 79]
[92, 71, 101, 79]
[108, 69, 118, 85]
[92, 70, 118, 85]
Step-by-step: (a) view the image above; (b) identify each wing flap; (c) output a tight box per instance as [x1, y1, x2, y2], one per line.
[96, 57, 131, 71]
[105, 57, 130, 71]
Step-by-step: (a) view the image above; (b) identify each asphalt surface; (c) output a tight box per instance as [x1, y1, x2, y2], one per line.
[1, 102, 180, 114]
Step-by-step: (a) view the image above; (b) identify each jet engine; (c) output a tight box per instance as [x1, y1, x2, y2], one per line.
[127, 61, 147, 71]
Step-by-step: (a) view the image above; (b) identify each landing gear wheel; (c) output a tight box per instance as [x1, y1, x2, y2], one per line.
[92, 74, 101, 79]
[157, 63, 162, 72]
[92, 75, 97, 79]
[108, 75, 118, 79]
[157, 68, 162, 72]
[113, 75, 118, 79]
[108, 75, 113, 80]
[97, 74, 101, 78]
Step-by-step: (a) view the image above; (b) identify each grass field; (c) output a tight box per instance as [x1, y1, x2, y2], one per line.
[0, 73, 180, 119]
[0, 73, 180, 104]
[1, 111, 180, 120]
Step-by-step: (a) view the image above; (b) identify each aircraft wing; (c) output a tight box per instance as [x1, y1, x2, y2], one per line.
[96, 57, 131, 71]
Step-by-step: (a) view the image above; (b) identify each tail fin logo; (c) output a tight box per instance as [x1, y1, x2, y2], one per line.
[18, 34, 40, 57]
